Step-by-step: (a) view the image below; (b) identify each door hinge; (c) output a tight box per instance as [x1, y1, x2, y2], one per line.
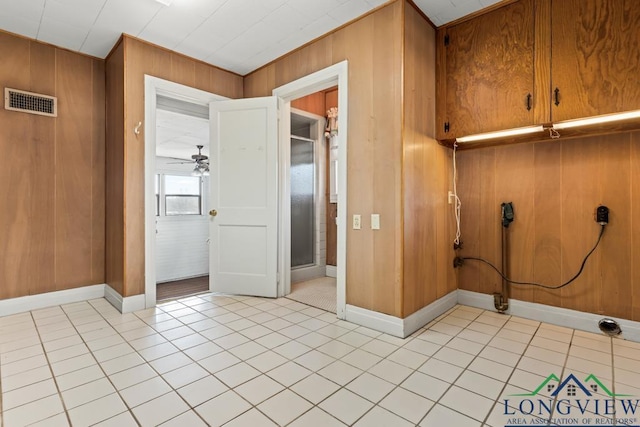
[444, 34, 450, 46]
[444, 122, 450, 133]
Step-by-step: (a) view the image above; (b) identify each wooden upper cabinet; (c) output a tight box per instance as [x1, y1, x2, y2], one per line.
[551, 0, 640, 122]
[437, 0, 535, 141]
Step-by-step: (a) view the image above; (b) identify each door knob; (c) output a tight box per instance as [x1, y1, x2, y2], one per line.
[209, 209, 217, 217]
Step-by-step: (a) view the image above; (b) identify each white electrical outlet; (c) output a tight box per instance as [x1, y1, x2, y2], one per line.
[371, 214, 380, 230]
[448, 191, 455, 205]
[353, 214, 361, 230]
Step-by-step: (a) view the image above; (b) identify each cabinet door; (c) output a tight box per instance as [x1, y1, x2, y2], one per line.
[552, 0, 640, 122]
[438, 0, 535, 140]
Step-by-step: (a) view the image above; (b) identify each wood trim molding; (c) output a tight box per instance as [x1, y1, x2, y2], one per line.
[439, 0, 519, 29]
[105, 34, 125, 63]
[244, 0, 399, 77]
[0, 28, 105, 62]
[405, 0, 437, 28]
[120, 34, 243, 78]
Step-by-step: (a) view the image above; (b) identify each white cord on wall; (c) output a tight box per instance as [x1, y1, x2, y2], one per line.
[452, 143, 462, 246]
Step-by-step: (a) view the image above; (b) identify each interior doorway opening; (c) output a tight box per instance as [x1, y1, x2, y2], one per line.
[154, 95, 212, 302]
[286, 89, 339, 313]
[273, 61, 348, 319]
[144, 77, 227, 308]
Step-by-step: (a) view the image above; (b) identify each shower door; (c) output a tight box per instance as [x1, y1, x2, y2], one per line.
[290, 136, 315, 268]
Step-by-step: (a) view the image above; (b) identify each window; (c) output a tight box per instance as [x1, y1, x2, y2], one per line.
[567, 384, 576, 397]
[164, 175, 202, 216]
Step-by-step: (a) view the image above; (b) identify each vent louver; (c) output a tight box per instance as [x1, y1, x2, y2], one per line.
[4, 88, 57, 117]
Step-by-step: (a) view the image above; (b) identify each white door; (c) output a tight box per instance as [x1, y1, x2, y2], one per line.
[209, 97, 278, 298]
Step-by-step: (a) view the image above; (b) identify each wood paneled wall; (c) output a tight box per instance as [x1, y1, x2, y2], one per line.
[105, 36, 243, 297]
[291, 92, 326, 117]
[402, 4, 456, 317]
[457, 131, 640, 321]
[245, 1, 404, 316]
[105, 41, 125, 296]
[0, 31, 105, 299]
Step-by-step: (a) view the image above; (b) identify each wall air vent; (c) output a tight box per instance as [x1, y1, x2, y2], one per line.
[4, 88, 57, 117]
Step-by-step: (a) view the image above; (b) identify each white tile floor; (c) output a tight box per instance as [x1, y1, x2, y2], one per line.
[2, 295, 640, 426]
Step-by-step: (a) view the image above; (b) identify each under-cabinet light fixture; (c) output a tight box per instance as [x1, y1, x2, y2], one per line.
[455, 125, 544, 143]
[552, 110, 640, 130]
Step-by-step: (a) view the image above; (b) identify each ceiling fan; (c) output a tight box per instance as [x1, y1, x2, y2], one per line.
[168, 145, 210, 176]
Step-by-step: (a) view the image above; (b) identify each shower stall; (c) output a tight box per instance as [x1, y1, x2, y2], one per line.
[290, 109, 327, 283]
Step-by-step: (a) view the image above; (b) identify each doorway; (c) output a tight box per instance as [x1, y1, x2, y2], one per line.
[154, 97, 211, 302]
[273, 61, 348, 319]
[144, 77, 227, 308]
[144, 62, 348, 318]
[287, 107, 336, 313]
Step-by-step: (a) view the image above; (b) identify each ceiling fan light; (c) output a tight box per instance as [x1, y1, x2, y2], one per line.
[191, 165, 201, 176]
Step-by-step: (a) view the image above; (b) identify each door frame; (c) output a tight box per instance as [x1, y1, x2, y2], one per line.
[143, 76, 227, 309]
[273, 61, 348, 319]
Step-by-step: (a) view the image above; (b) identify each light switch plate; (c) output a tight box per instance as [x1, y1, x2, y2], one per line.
[371, 214, 380, 230]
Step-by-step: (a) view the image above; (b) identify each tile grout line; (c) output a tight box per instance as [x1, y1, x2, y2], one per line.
[138, 294, 340, 426]
[547, 328, 576, 426]
[2, 299, 636, 427]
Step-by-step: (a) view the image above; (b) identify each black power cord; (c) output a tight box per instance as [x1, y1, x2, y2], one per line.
[455, 224, 606, 290]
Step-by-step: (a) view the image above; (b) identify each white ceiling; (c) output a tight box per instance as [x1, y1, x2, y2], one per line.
[0, 0, 501, 76]
[156, 109, 209, 160]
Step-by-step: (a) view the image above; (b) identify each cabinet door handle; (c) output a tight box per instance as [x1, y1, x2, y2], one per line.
[526, 93, 532, 111]
[554, 87, 560, 106]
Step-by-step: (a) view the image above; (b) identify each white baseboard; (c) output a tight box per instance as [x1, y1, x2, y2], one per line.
[4, 283, 638, 343]
[458, 289, 640, 342]
[345, 290, 458, 338]
[457, 289, 496, 311]
[326, 265, 337, 278]
[403, 290, 459, 337]
[0, 285, 106, 317]
[0, 284, 148, 319]
[103, 285, 123, 312]
[104, 285, 146, 314]
[345, 304, 404, 337]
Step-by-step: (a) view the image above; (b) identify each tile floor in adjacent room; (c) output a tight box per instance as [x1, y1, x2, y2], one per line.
[1, 295, 640, 426]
